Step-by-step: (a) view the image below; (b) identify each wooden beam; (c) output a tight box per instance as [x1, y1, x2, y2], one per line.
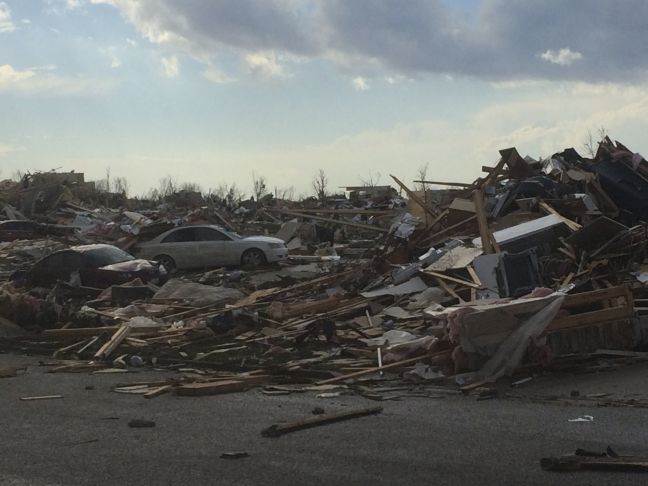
[281, 208, 393, 216]
[94, 325, 131, 360]
[435, 277, 465, 303]
[261, 406, 383, 438]
[419, 215, 477, 245]
[473, 189, 495, 254]
[423, 270, 481, 289]
[546, 306, 633, 332]
[316, 350, 451, 385]
[539, 201, 581, 231]
[390, 174, 440, 218]
[410, 209, 449, 246]
[412, 180, 473, 188]
[271, 208, 388, 233]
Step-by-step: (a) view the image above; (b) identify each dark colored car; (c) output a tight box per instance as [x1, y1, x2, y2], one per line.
[24, 244, 167, 288]
[0, 220, 46, 242]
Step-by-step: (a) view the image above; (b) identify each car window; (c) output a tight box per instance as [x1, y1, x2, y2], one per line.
[195, 227, 231, 241]
[161, 227, 199, 243]
[39, 251, 84, 269]
[82, 246, 135, 267]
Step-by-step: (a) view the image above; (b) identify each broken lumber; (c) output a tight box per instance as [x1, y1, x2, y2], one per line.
[175, 380, 246, 397]
[269, 208, 388, 233]
[261, 406, 383, 438]
[390, 174, 440, 218]
[316, 350, 451, 385]
[94, 325, 131, 360]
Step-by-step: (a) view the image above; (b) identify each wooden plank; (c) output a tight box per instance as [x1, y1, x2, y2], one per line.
[94, 326, 131, 360]
[473, 189, 495, 254]
[20, 395, 64, 401]
[562, 285, 630, 308]
[410, 209, 449, 245]
[285, 208, 393, 216]
[435, 277, 465, 303]
[316, 350, 451, 385]
[546, 306, 633, 332]
[270, 208, 388, 233]
[390, 174, 440, 218]
[41, 326, 160, 339]
[143, 384, 174, 399]
[175, 380, 246, 397]
[422, 271, 481, 289]
[466, 266, 482, 286]
[412, 180, 473, 188]
[539, 201, 581, 231]
[420, 215, 477, 244]
[261, 406, 383, 438]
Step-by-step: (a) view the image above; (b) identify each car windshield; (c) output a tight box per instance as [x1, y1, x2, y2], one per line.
[82, 246, 135, 267]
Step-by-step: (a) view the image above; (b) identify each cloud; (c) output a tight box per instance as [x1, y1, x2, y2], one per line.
[351, 76, 369, 91]
[161, 55, 179, 77]
[245, 51, 287, 79]
[0, 143, 13, 158]
[203, 66, 235, 84]
[0, 2, 15, 32]
[540, 48, 583, 66]
[88, 0, 648, 82]
[0, 64, 112, 95]
[99, 47, 122, 68]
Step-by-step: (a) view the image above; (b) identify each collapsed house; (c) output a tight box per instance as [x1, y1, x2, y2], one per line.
[1, 137, 648, 399]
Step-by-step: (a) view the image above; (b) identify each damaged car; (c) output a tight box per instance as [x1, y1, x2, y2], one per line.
[21, 244, 167, 288]
[134, 224, 288, 271]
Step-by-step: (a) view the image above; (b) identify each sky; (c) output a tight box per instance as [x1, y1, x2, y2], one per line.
[1, 0, 648, 197]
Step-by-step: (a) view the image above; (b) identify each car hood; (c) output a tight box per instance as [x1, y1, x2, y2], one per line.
[243, 236, 285, 245]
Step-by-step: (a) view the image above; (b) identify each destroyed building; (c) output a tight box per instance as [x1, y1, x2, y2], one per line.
[1, 136, 648, 404]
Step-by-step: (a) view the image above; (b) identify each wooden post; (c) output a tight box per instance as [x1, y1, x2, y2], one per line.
[473, 189, 495, 254]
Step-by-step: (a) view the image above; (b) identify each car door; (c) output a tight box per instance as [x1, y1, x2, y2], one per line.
[158, 227, 201, 269]
[194, 227, 235, 267]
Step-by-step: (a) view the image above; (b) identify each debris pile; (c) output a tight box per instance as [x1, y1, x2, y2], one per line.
[3, 136, 648, 399]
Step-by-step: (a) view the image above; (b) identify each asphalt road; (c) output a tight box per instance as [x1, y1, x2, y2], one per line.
[1, 354, 648, 486]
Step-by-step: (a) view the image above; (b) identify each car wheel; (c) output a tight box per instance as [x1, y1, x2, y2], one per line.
[154, 254, 176, 273]
[241, 248, 267, 267]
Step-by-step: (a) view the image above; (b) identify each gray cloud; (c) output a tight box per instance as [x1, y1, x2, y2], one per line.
[95, 0, 648, 82]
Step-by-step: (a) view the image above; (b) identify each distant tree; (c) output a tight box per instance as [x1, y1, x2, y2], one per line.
[583, 126, 607, 158]
[415, 162, 429, 191]
[276, 186, 295, 201]
[179, 181, 202, 193]
[158, 176, 178, 198]
[251, 172, 267, 201]
[113, 176, 130, 197]
[311, 169, 328, 200]
[359, 170, 381, 188]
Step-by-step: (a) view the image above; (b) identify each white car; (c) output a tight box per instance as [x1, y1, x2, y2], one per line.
[135, 224, 288, 271]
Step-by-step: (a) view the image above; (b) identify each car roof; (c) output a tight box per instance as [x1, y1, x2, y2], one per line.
[151, 224, 228, 241]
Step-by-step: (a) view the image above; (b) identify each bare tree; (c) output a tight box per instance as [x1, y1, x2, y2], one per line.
[113, 176, 130, 197]
[226, 183, 244, 207]
[415, 162, 429, 191]
[251, 172, 267, 201]
[583, 126, 608, 157]
[311, 169, 328, 200]
[276, 186, 295, 201]
[359, 170, 381, 188]
[158, 175, 178, 198]
[179, 181, 203, 193]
